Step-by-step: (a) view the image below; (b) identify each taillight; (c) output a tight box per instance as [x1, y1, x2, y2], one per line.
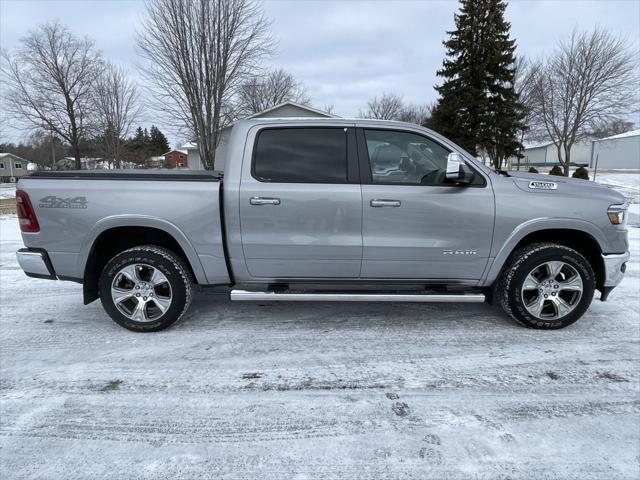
[16, 190, 40, 232]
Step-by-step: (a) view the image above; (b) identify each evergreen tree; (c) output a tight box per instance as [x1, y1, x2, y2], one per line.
[132, 126, 146, 143]
[124, 126, 151, 165]
[122, 125, 170, 165]
[427, 0, 524, 170]
[149, 125, 170, 154]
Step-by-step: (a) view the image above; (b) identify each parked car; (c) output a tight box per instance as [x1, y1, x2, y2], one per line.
[15, 119, 630, 331]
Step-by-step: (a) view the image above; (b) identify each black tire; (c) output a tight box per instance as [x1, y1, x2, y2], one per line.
[495, 243, 595, 329]
[99, 245, 193, 332]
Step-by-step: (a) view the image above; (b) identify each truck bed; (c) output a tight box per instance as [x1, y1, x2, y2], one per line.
[17, 170, 230, 286]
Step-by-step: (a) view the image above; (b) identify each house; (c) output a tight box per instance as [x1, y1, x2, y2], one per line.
[182, 101, 337, 171]
[162, 150, 188, 168]
[0, 153, 28, 182]
[590, 130, 640, 170]
[509, 137, 594, 169]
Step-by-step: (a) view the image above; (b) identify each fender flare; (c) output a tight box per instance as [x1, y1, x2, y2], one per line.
[77, 214, 208, 284]
[481, 217, 606, 286]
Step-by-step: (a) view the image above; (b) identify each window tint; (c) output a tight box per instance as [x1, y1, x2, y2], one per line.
[254, 128, 347, 183]
[364, 129, 451, 185]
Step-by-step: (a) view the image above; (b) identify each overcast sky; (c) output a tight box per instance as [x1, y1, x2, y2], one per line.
[1, 0, 639, 146]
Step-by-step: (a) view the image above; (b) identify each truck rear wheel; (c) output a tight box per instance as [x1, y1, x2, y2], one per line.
[99, 246, 193, 332]
[496, 243, 595, 329]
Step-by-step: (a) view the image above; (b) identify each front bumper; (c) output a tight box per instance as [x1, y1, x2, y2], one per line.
[600, 251, 630, 300]
[16, 248, 56, 280]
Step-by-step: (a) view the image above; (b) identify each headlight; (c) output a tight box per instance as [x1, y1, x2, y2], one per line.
[607, 204, 628, 225]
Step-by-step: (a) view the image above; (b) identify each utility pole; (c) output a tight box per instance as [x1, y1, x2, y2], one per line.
[50, 125, 55, 170]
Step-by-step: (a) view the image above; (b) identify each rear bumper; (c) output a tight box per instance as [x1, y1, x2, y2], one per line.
[16, 248, 56, 280]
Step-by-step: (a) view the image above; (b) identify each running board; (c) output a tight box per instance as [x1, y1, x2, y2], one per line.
[230, 290, 485, 303]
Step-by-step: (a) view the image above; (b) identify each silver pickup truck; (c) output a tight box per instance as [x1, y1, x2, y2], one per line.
[15, 118, 630, 332]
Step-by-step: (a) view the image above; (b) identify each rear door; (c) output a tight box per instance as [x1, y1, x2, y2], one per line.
[358, 127, 494, 281]
[239, 126, 362, 278]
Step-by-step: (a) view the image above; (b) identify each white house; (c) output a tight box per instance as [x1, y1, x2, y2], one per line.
[182, 101, 337, 171]
[590, 129, 640, 170]
[0, 153, 28, 181]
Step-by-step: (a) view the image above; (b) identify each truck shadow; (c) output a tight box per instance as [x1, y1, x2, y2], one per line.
[185, 288, 517, 330]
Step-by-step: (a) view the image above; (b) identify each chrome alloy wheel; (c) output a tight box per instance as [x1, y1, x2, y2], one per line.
[110, 264, 172, 322]
[521, 261, 583, 320]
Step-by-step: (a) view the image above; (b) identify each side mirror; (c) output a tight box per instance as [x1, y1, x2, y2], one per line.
[446, 153, 464, 180]
[446, 152, 475, 185]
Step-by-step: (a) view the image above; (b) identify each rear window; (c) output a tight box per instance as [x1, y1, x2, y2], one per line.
[253, 128, 348, 183]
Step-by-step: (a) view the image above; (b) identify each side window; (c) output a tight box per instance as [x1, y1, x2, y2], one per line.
[254, 128, 347, 183]
[364, 129, 451, 186]
[15, 163, 23, 169]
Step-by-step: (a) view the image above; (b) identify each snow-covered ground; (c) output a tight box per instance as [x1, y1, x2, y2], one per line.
[1, 213, 639, 479]
[594, 172, 640, 205]
[0, 183, 16, 199]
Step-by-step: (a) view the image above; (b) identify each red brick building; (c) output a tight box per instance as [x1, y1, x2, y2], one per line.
[163, 150, 188, 168]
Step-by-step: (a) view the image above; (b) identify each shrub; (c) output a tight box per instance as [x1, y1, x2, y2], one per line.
[572, 166, 590, 180]
[549, 165, 564, 176]
[528, 166, 539, 173]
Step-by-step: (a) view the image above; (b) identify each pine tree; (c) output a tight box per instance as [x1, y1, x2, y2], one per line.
[132, 126, 145, 143]
[427, 0, 524, 170]
[124, 126, 151, 165]
[149, 125, 169, 154]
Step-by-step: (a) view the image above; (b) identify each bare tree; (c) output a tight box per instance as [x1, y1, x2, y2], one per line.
[25, 130, 66, 169]
[529, 28, 638, 175]
[234, 68, 311, 117]
[359, 93, 432, 124]
[137, 0, 272, 170]
[589, 118, 635, 139]
[359, 92, 404, 120]
[398, 102, 434, 126]
[94, 64, 142, 168]
[321, 104, 335, 115]
[512, 56, 540, 169]
[1, 22, 103, 169]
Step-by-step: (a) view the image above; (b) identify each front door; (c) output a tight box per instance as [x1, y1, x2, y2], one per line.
[358, 128, 494, 280]
[239, 126, 362, 278]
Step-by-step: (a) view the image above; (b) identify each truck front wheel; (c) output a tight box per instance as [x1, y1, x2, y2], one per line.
[496, 243, 595, 329]
[99, 246, 193, 332]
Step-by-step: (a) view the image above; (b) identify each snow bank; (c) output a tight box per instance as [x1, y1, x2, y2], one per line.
[0, 183, 16, 199]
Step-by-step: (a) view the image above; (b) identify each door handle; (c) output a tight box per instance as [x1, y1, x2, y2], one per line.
[370, 199, 401, 207]
[250, 197, 281, 206]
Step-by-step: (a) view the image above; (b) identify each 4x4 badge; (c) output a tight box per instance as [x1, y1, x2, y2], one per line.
[38, 196, 88, 209]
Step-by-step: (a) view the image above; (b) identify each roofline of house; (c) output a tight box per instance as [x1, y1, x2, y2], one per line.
[181, 103, 338, 150]
[0, 152, 28, 162]
[161, 150, 188, 156]
[244, 101, 338, 120]
[523, 135, 600, 151]
[592, 129, 640, 142]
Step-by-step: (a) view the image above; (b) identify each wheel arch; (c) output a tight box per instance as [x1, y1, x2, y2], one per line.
[484, 223, 605, 291]
[80, 216, 207, 304]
